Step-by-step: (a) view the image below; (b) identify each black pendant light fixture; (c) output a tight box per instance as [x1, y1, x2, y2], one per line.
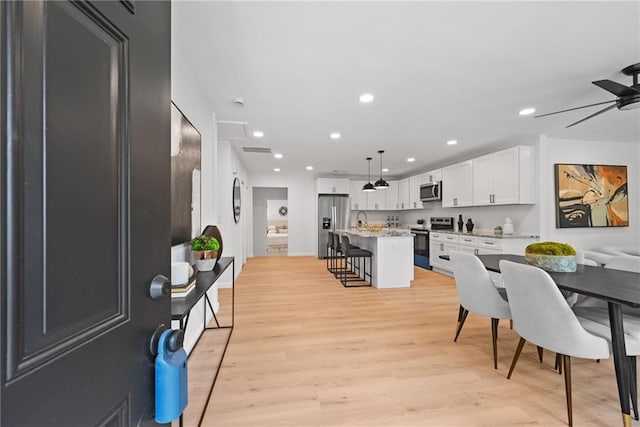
[362, 157, 376, 192]
[374, 150, 389, 189]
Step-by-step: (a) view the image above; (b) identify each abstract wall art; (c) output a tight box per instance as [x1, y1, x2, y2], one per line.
[555, 164, 628, 228]
[171, 102, 201, 245]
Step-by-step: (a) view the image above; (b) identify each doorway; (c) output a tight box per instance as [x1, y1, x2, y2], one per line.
[253, 187, 288, 256]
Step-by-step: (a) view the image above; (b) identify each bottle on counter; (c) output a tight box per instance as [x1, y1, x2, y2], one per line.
[457, 214, 464, 232]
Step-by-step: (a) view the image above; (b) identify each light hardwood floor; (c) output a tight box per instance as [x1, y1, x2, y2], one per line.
[187, 256, 625, 426]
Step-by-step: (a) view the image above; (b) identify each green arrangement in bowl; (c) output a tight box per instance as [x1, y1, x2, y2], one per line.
[525, 241, 577, 272]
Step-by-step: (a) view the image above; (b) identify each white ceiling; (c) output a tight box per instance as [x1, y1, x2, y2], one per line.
[172, 1, 640, 178]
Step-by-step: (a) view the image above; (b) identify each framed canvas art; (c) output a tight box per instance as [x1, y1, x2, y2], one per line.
[555, 164, 628, 228]
[171, 102, 201, 245]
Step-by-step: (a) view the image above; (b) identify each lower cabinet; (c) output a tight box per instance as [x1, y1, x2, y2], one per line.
[429, 232, 536, 275]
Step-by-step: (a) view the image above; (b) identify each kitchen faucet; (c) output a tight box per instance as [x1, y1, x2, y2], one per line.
[356, 211, 368, 231]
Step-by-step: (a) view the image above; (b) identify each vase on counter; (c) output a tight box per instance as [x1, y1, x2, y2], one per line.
[465, 218, 474, 233]
[457, 215, 464, 233]
[503, 216, 514, 235]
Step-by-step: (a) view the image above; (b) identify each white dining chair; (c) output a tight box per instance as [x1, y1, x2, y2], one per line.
[499, 260, 611, 426]
[450, 252, 511, 369]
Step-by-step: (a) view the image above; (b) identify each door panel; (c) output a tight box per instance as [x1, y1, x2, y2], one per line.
[2, 1, 171, 426]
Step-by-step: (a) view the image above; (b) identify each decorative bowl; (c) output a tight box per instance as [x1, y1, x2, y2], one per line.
[524, 253, 576, 273]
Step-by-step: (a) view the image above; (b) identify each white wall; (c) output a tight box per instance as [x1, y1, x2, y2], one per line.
[172, 8, 248, 353]
[538, 136, 640, 251]
[267, 199, 288, 220]
[248, 172, 316, 256]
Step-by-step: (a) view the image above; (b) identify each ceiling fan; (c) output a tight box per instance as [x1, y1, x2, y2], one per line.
[535, 62, 640, 128]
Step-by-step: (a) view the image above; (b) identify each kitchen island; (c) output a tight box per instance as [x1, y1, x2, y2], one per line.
[336, 228, 413, 288]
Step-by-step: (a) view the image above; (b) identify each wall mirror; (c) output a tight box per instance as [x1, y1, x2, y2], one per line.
[233, 177, 241, 224]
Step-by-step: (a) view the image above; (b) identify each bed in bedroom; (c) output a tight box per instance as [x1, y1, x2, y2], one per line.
[267, 222, 288, 255]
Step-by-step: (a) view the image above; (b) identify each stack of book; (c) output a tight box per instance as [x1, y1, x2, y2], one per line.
[171, 278, 196, 298]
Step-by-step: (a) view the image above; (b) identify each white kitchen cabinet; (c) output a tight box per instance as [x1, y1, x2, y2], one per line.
[424, 169, 442, 184]
[350, 180, 367, 210]
[317, 178, 350, 194]
[385, 180, 399, 210]
[472, 146, 535, 206]
[408, 174, 424, 209]
[398, 178, 410, 210]
[441, 160, 473, 208]
[429, 231, 536, 275]
[366, 186, 385, 210]
[429, 232, 458, 271]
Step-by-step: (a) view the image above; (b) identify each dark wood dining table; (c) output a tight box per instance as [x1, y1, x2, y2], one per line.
[477, 254, 640, 427]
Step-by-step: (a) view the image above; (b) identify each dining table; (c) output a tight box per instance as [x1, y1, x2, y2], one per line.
[477, 254, 640, 427]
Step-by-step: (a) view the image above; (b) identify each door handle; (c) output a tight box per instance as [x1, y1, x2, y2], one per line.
[150, 274, 171, 300]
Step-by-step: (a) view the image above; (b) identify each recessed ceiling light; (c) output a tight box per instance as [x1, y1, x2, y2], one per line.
[382, 168, 389, 172]
[274, 153, 283, 159]
[274, 168, 280, 172]
[519, 107, 536, 116]
[447, 140, 458, 146]
[253, 130, 264, 138]
[407, 157, 415, 163]
[358, 93, 374, 103]
[330, 132, 341, 140]
[306, 166, 314, 171]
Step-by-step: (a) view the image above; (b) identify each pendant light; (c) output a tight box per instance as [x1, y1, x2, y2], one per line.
[362, 157, 376, 192]
[374, 150, 389, 189]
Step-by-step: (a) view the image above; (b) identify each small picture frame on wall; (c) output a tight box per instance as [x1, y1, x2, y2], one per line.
[554, 163, 628, 228]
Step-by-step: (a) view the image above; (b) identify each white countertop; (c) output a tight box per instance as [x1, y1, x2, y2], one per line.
[337, 228, 413, 238]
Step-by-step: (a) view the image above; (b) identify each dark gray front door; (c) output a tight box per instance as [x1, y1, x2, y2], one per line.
[1, 1, 171, 425]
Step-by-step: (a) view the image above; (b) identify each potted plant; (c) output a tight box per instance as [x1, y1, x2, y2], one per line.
[191, 235, 220, 271]
[525, 241, 577, 272]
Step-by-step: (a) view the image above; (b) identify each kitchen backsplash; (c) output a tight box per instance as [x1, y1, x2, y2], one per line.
[349, 204, 539, 234]
[401, 204, 539, 234]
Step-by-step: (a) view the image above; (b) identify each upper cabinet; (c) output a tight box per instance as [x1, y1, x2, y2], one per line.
[349, 180, 367, 210]
[349, 180, 399, 210]
[424, 169, 442, 184]
[366, 186, 385, 210]
[472, 146, 535, 206]
[442, 160, 473, 208]
[408, 175, 424, 209]
[317, 178, 350, 194]
[385, 180, 399, 210]
[398, 178, 410, 210]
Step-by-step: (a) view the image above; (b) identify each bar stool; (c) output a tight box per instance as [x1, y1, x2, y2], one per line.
[328, 232, 357, 277]
[339, 235, 372, 287]
[326, 231, 336, 271]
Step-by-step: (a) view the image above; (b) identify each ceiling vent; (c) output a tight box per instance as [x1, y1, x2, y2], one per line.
[217, 120, 249, 140]
[242, 146, 272, 154]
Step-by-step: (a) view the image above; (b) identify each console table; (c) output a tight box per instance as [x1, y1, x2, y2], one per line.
[171, 256, 235, 427]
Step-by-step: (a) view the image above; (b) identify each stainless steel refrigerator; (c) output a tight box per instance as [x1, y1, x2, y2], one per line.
[317, 194, 350, 259]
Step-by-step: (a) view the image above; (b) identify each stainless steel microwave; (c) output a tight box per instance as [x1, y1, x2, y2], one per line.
[420, 181, 442, 202]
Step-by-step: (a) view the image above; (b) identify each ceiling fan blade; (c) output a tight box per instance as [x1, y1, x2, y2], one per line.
[592, 80, 640, 97]
[534, 100, 616, 118]
[566, 104, 617, 128]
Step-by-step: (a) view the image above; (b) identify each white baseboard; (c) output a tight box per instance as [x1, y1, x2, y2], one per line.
[216, 281, 233, 289]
